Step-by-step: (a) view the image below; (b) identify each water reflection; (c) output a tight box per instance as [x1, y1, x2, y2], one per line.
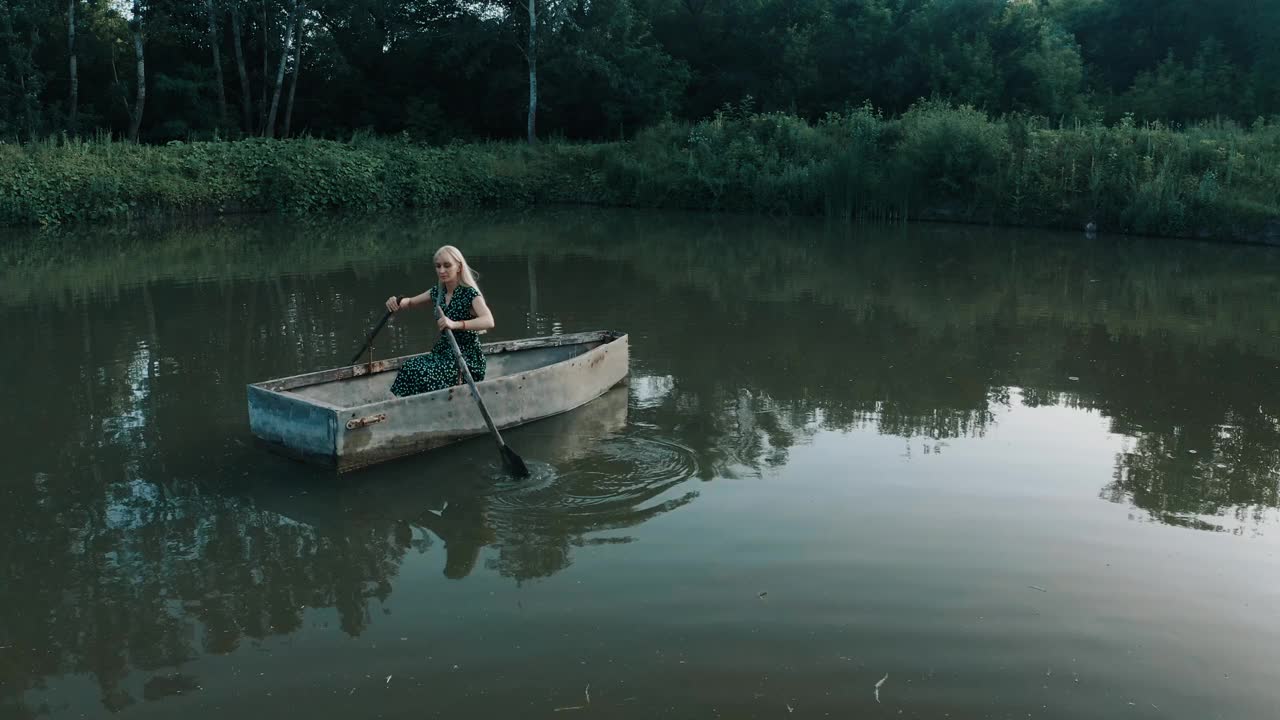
[0, 383, 696, 716]
[242, 386, 699, 584]
[4, 209, 1280, 717]
[1105, 413, 1280, 534]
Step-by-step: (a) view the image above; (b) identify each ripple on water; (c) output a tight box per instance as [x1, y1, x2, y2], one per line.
[486, 434, 701, 518]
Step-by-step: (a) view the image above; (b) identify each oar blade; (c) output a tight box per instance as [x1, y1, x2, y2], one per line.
[501, 445, 531, 478]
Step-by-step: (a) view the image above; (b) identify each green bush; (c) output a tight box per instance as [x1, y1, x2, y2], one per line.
[893, 100, 1010, 217]
[3, 104, 1278, 243]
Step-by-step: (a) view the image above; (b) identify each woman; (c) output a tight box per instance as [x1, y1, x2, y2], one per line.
[385, 245, 495, 397]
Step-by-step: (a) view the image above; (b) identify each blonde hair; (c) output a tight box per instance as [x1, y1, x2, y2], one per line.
[434, 245, 486, 334]
[434, 245, 481, 292]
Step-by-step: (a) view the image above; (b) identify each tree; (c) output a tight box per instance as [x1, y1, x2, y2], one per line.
[0, 0, 45, 140]
[1020, 25, 1085, 119]
[525, 0, 536, 142]
[258, 0, 270, 130]
[484, 0, 570, 143]
[68, 0, 79, 135]
[264, 0, 297, 137]
[206, 0, 228, 128]
[282, 2, 304, 137]
[127, 0, 146, 141]
[229, 0, 252, 131]
[543, 0, 689, 138]
[4, 0, 1280, 142]
[1126, 38, 1241, 122]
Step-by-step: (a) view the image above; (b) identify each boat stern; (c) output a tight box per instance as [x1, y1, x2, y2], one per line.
[246, 383, 340, 467]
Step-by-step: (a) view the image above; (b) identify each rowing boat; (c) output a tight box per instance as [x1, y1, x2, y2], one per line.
[246, 330, 629, 472]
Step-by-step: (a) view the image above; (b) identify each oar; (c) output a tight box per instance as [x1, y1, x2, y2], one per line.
[433, 286, 530, 478]
[350, 309, 394, 365]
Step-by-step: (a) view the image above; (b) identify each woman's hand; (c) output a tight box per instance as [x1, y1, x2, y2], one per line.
[386, 295, 401, 312]
[436, 315, 458, 331]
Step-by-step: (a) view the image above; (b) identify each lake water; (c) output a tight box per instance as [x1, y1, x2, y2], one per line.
[3, 208, 1280, 719]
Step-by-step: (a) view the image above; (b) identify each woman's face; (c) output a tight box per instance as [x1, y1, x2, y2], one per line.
[434, 254, 460, 284]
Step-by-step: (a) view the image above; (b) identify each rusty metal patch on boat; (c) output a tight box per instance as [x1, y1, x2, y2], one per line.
[346, 413, 387, 430]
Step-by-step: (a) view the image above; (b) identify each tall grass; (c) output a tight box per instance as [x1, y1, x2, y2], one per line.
[3, 102, 1278, 242]
[604, 100, 1280, 241]
[0, 134, 609, 226]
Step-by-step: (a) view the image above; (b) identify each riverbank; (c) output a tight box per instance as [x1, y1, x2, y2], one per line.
[3, 102, 1277, 243]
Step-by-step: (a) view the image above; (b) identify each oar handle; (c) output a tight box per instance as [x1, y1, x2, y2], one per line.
[350, 309, 394, 365]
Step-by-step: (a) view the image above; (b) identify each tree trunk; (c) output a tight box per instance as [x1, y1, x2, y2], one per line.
[110, 50, 132, 124]
[230, 3, 252, 132]
[264, 0, 296, 138]
[259, 1, 269, 133]
[68, 0, 78, 136]
[282, 6, 303, 138]
[128, 1, 145, 142]
[3, 5, 43, 139]
[526, 0, 537, 144]
[206, 0, 228, 129]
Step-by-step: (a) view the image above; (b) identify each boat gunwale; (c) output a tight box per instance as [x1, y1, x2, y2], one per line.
[247, 329, 624, 400]
[338, 330, 627, 420]
[248, 383, 346, 411]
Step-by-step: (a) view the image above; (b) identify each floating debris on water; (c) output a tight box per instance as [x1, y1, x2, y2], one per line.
[386, 675, 392, 686]
[758, 591, 768, 599]
[1029, 585, 1048, 592]
[875, 673, 888, 703]
[554, 706, 584, 712]
[585, 684, 591, 704]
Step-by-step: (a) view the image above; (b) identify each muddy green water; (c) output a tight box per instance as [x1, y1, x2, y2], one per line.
[3, 209, 1280, 719]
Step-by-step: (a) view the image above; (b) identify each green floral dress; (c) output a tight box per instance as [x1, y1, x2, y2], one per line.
[389, 285, 487, 397]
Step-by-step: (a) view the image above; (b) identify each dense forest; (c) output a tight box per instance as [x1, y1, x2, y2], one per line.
[2, 0, 1279, 144]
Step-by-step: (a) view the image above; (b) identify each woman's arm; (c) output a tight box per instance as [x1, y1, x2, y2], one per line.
[448, 294, 495, 332]
[386, 290, 432, 313]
